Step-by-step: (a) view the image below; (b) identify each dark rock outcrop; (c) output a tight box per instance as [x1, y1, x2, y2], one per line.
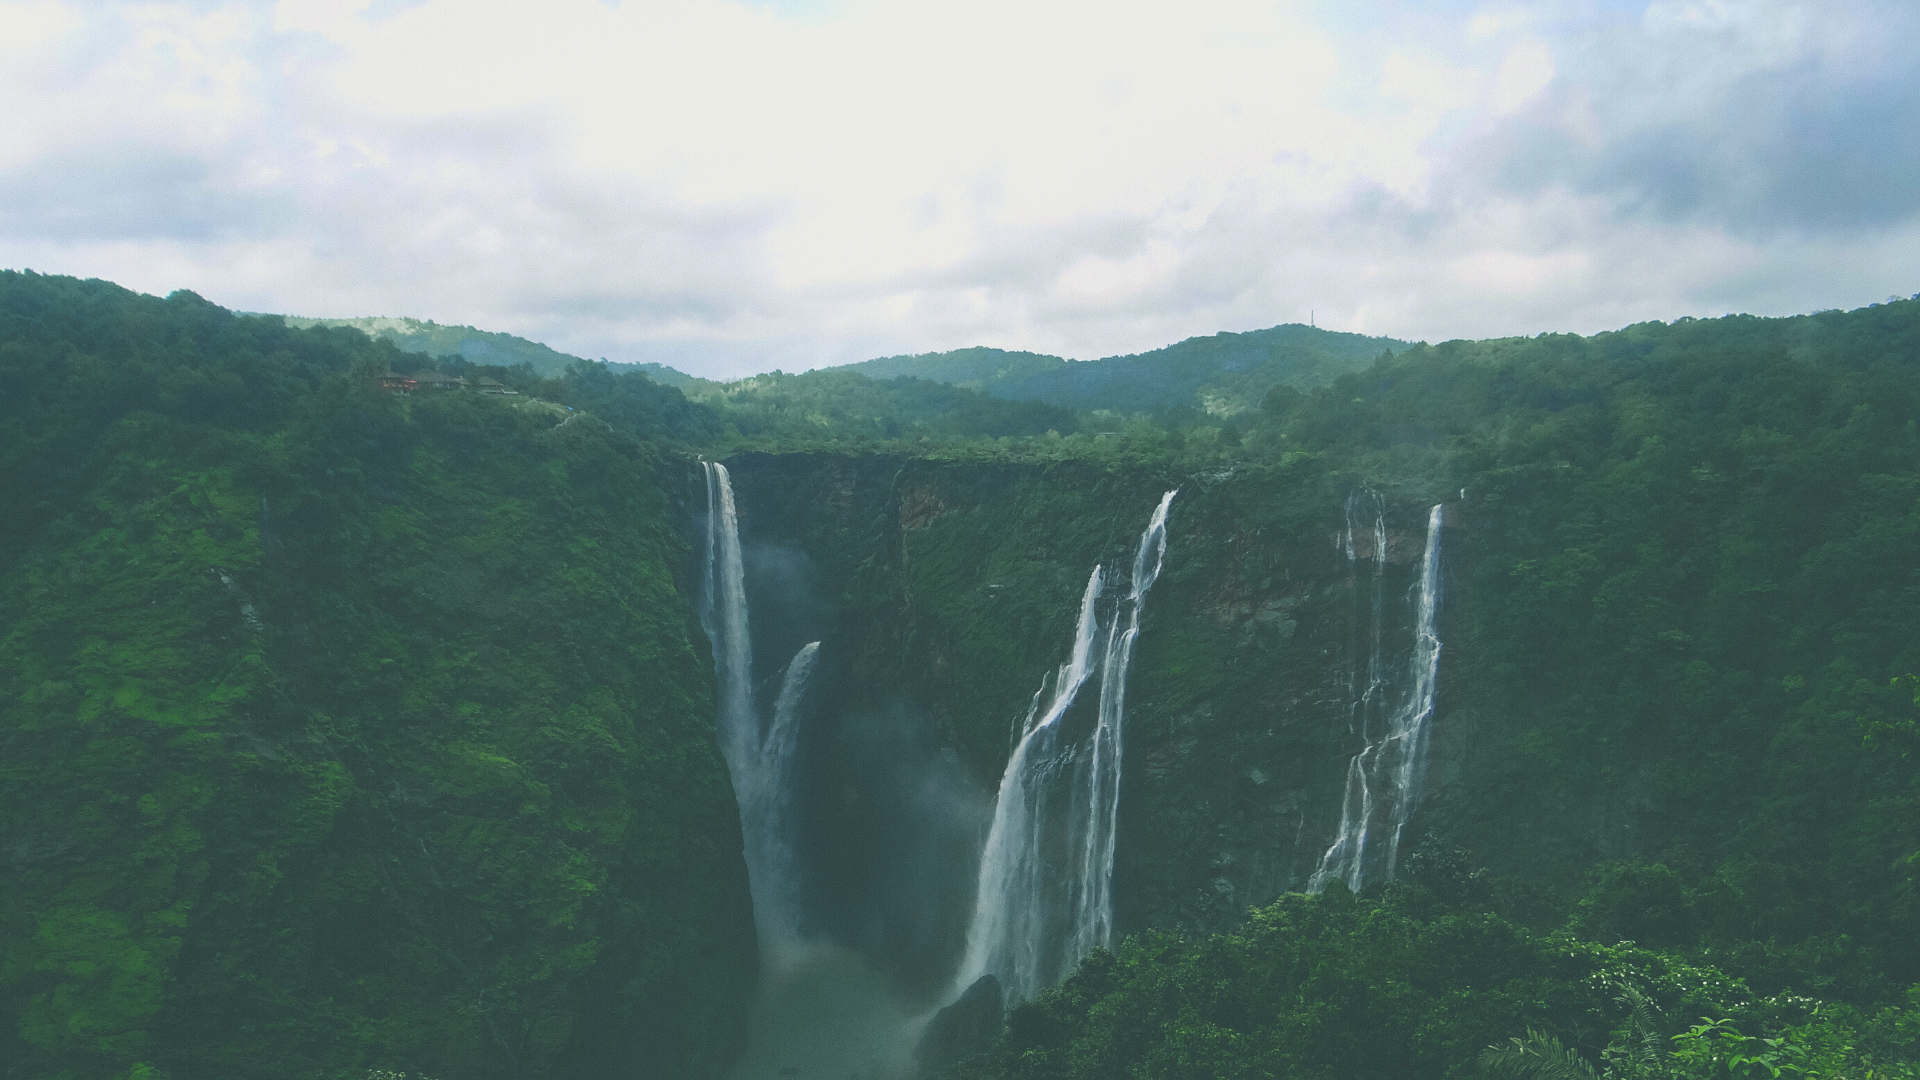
[915, 975, 1004, 1077]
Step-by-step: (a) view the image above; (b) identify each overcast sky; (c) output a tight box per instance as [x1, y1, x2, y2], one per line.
[2, 0, 1916, 378]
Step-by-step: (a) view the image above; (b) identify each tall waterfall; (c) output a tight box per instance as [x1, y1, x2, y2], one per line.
[701, 462, 754, 772]
[1310, 502, 1444, 893]
[749, 642, 819, 965]
[954, 490, 1176, 1004]
[700, 462, 817, 973]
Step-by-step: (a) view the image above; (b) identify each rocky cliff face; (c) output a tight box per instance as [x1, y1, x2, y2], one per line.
[704, 436, 1920, 1010]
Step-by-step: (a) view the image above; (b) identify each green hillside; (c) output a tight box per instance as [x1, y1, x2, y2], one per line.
[0, 273, 754, 1080]
[833, 323, 1411, 418]
[274, 314, 712, 393]
[834, 346, 1070, 392]
[273, 314, 592, 377]
[620, 361, 704, 389]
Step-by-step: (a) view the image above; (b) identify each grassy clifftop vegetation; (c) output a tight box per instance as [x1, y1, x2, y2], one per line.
[0, 272, 754, 1080]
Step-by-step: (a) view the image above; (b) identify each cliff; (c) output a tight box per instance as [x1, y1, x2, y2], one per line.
[710, 398, 1920, 1002]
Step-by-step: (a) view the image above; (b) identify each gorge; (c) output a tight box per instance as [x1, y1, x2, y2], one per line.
[3, 272, 1918, 1080]
[692, 451, 1466, 1077]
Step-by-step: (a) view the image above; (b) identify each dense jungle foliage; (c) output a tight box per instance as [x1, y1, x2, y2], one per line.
[0, 272, 754, 1080]
[942, 882, 1920, 1080]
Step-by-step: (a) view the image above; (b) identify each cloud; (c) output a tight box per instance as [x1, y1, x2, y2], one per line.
[1491, 39, 1553, 114]
[0, 0, 1915, 377]
[1451, 0, 1920, 235]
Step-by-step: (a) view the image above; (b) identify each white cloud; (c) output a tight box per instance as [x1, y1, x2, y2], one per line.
[1465, 6, 1534, 43]
[0, 0, 1915, 377]
[1491, 39, 1553, 114]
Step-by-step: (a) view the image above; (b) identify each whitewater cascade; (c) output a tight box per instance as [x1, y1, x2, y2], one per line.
[1309, 502, 1444, 893]
[701, 462, 754, 771]
[954, 490, 1176, 1004]
[749, 641, 819, 965]
[700, 462, 817, 972]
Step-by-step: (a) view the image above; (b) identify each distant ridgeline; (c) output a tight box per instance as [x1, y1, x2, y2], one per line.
[829, 323, 1409, 418]
[8, 268, 1920, 1080]
[275, 310, 1409, 436]
[272, 314, 706, 391]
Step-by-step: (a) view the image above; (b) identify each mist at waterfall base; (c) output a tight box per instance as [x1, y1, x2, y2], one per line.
[734, 537, 988, 996]
[699, 463, 989, 1079]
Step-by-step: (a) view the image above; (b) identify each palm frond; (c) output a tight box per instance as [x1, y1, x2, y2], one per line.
[1608, 984, 1671, 1079]
[1479, 1029, 1604, 1080]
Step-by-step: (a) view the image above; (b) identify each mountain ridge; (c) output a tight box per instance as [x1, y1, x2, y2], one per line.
[267, 312, 1411, 419]
[829, 323, 1413, 416]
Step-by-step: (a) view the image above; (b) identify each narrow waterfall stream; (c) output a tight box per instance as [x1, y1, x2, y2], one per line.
[700, 461, 754, 784]
[953, 490, 1176, 1005]
[1310, 502, 1445, 892]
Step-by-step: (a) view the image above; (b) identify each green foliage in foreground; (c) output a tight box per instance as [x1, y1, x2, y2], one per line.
[0, 272, 754, 1080]
[943, 887, 1920, 1080]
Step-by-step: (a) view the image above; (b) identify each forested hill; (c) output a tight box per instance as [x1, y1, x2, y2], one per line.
[273, 315, 712, 389]
[830, 323, 1410, 417]
[0, 271, 755, 1080]
[272, 314, 604, 376]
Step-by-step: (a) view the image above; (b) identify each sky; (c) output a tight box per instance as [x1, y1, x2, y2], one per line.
[2, 0, 1916, 379]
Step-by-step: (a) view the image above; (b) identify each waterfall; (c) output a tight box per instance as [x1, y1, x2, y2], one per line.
[701, 462, 755, 773]
[954, 490, 1176, 1004]
[700, 462, 816, 973]
[749, 642, 819, 966]
[1309, 502, 1444, 893]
